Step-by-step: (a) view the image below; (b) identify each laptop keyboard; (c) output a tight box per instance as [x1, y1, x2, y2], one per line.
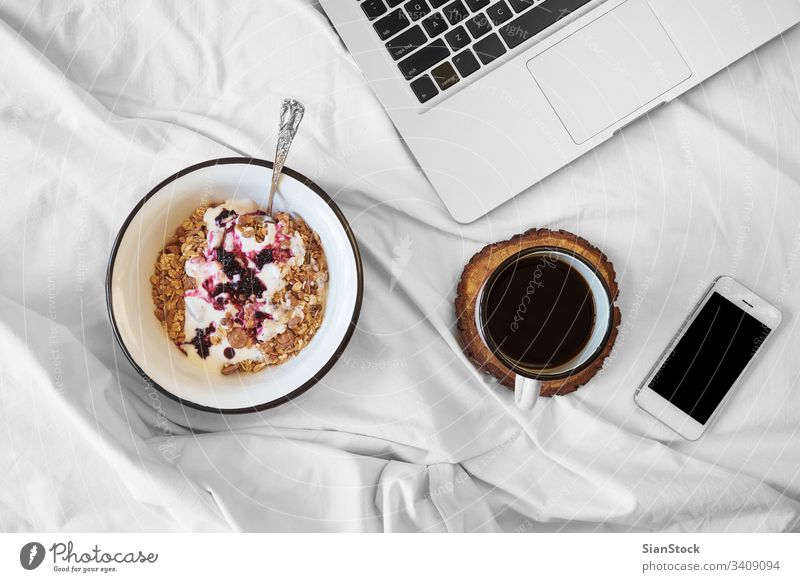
[358, 0, 594, 103]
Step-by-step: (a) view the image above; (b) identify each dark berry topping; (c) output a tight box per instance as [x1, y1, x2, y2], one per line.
[254, 248, 274, 269]
[216, 247, 245, 279]
[235, 270, 266, 299]
[190, 326, 214, 359]
[223, 347, 235, 359]
[215, 208, 237, 226]
[210, 271, 265, 301]
[254, 311, 268, 321]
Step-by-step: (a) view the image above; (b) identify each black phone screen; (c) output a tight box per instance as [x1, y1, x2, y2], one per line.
[648, 292, 771, 424]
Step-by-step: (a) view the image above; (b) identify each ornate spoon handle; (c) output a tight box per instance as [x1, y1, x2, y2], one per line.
[266, 98, 305, 218]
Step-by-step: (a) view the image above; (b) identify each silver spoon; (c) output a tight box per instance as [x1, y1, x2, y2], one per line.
[264, 98, 305, 221]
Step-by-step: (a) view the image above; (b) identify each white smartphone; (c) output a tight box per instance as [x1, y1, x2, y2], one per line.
[634, 276, 781, 440]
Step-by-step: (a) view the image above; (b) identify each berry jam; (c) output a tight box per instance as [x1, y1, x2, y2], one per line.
[190, 325, 215, 359]
[236, 270, 266, 298]
[215, 208, 237, 226]
[223, 347, 235, 359]
[254, 248, 274, 269]
[216, 247, 245, 279]
[210, 272, 266, 301]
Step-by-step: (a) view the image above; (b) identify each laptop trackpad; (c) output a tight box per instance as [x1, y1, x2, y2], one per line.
[527, 0, 690, 144]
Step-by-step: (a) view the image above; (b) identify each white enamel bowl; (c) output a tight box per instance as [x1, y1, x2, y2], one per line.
[106, 158, 363, 413]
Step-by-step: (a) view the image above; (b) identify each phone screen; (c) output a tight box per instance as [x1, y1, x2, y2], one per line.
[648, 292, 771, 424]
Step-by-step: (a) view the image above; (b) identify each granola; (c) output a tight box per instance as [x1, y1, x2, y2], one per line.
[150, 199, 328, 374]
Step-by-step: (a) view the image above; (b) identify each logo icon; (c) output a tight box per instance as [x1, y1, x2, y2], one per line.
[20, 542, 45, 570]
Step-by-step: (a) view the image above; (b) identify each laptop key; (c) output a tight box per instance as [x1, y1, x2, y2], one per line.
[500, 0, 591, 49]
[431, 61, 460, 90]
[465, 0, 490, 10]
[374, 9, 411, 40]
[386, 25, 427, 60]
[361, 0, 388, 20]
[386, 0, 405, 7]
[430, 0, 450, 7]
[473, 32, 507, 64]
[404, 0, 431, 21]
[486, 1, 513, 25]
[443, 0, 470, 25]
[507, 0, 535, 12]
[466, 13, 492, 38]
[444, 25, 470, 50]
[422, 12, 448, 37]
[452, 49, 481, 77]
[410, 75, 439, 103]
[398, 38, 450, 79]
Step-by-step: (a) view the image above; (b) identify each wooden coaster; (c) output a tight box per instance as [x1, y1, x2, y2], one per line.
[455, 229, 621, 397]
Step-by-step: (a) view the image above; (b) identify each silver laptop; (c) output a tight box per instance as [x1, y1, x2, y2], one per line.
[320, 0, 800, 223]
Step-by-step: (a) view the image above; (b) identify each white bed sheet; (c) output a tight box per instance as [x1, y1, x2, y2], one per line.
[1, 0, 799, 532]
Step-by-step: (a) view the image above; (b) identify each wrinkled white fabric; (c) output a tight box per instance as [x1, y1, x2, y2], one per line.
[1, 1, 799, 532]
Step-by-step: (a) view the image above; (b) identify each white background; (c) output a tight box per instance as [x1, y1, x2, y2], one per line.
[1, 534, 798, 581]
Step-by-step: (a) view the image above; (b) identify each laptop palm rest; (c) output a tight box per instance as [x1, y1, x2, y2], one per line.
[527, 0, 691, 144]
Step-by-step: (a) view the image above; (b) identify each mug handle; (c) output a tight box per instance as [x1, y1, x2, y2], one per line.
[514, 376, 541, 410]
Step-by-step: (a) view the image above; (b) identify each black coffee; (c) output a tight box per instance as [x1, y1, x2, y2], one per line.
[483, 254, 596, 369]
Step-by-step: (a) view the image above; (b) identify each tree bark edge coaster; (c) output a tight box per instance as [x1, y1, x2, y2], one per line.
[455, 228, 622, 397]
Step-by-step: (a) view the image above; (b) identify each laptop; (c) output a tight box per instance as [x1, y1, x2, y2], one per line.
[320, 0, 800, 223]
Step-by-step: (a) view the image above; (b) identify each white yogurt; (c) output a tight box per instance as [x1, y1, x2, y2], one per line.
[180, 200, 308, 371]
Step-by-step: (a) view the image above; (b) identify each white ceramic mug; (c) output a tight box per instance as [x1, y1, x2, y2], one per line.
[475, 248, 613, 411]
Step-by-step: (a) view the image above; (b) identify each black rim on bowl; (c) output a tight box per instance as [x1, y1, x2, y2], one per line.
[477, 246, 613, 382]
[105, 157, 364, 414]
